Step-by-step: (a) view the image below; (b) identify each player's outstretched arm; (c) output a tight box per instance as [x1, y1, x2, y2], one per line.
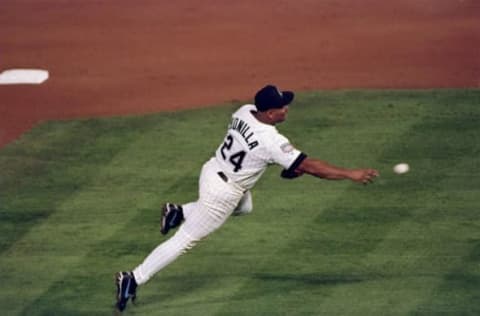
[296, 157, 379, 184]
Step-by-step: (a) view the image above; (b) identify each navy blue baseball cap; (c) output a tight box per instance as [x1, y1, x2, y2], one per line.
[254, 84, 295, 112]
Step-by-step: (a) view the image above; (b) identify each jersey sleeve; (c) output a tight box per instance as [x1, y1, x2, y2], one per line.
[267, 133, 306, 170]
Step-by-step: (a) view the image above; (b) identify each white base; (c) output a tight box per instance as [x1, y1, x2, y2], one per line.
[0, 69, 49, 85]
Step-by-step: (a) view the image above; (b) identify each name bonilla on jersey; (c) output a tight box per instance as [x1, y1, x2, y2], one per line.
[228, 117, 259, 150]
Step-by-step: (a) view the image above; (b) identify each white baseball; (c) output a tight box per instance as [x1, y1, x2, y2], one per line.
[393, 163, 409, 174]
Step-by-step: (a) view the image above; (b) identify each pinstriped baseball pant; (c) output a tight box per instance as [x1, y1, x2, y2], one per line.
[133, 158, 246, 285]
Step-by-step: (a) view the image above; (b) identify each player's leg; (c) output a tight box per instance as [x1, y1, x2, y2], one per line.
[232, 190, 253, 216]
[126, 159, 244, 286]
[133, 199, 230, 285]
[117, 197, 232, 310]
[133, 219, 201, 285]
[116, 221, 200, 310]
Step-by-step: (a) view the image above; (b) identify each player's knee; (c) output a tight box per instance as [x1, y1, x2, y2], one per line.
[232, 191, 253, 216]
[175, 229, 200, 253]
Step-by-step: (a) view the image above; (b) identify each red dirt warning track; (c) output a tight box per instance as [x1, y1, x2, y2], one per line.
[1, 0, 479, 147]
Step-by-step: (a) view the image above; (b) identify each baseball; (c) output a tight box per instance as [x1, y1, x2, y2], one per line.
[393, 163, 409, 174]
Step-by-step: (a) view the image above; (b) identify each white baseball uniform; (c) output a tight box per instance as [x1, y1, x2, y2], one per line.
[133, 104, 306, 285]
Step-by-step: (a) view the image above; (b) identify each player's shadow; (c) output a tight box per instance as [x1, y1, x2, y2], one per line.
[252, 272, 367, 286]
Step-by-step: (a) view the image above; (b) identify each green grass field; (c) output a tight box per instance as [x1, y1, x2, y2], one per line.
[1, 89, 479, 315]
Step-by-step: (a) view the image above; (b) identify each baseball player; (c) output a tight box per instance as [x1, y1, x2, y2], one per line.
[115, 84, 379, 311]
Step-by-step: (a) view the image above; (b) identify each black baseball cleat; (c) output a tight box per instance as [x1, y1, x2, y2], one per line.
[115, 271, 138, 312]
[160, 203, 184, 235]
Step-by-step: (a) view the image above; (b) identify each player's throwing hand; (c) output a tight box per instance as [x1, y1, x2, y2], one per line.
[350, 168, 379, 184]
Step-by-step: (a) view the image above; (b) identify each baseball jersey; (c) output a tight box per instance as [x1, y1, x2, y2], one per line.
[214, 104, 306, 190]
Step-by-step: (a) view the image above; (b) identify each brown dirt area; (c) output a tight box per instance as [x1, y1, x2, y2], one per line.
[1, 0, 479, 148]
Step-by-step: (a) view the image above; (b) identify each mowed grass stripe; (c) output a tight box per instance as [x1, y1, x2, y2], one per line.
[402, 99, 480, 315]
[0, 118, 153, 255]
[0, 125, 158, 314]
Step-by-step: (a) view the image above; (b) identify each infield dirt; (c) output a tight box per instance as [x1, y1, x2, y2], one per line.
[1, 0, 479, 147]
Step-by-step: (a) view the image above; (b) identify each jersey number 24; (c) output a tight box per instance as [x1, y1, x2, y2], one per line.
[220, 134, 246, 172]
